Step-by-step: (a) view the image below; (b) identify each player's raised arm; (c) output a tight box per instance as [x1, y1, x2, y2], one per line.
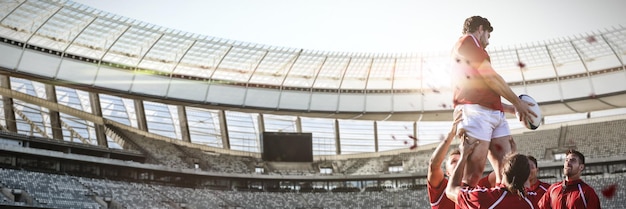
[475, 58, 536, 124]
[428, 113, 462, 187]
[445, 136, 477, 204]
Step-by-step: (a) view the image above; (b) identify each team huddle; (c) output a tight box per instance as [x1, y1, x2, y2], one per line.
[427, 16, 601, 209]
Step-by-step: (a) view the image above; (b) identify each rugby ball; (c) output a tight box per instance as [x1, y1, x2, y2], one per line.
[517, 94, 542, 130]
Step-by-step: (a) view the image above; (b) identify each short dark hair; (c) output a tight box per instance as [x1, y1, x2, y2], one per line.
[462, 16, 493, 34]
[528, 155, 538, 167]
[566, 149, 585, 164]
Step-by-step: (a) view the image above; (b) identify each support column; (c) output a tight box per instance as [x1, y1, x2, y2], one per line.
[334, 119, 341, 155]
[45, 84, 63, 140]
[257, 114, 265, 154]
[177, 105, 191, 143]
[413, 121, 418, 144]
[0, 75, 17, 132]
[89, 92, 108, 147]
[373, 121, 379, 152]
[257, 114, 265, 133]
[133, 99, 148, 131]
[295, 116, 302, 133]
[218, 110, 230, 149]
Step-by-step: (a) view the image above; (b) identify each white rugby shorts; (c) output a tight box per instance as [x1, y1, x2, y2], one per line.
[454, 104, 510, 141]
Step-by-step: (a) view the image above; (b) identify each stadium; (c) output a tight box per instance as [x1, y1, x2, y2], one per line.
[0, 0, 625, 208]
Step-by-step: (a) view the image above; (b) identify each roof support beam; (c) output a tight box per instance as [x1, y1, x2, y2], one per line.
[204, 45, 233, 102]
[89, 92, 108, 147]
[570, 41, 596, 95]
[242, 50, 269, 107]
[599, 34, 626, 75]
[277, 49, 303, 109]
[545, 45, 565, 101]
[308, 56, 327, 111]
[336, 57, 352, 112]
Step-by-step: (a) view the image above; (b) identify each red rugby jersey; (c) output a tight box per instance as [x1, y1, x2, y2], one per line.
[538, 179, 601, 209]
[452, 35, 503, 111]
[528, 180, 551, 202]
[428, 178, 458, 209]
[457, 185, 538, 209]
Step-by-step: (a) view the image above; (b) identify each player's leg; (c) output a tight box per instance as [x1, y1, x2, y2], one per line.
[461, 135, 490, 187]
[455, 104, 493, 187]
[487, 112, 514, 185]
[487, 135, 512, 185]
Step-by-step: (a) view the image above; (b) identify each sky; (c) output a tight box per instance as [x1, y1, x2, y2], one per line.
[72, 0, 626, 53]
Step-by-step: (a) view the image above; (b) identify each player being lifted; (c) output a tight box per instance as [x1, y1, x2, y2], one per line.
[450, 15, 535, 187]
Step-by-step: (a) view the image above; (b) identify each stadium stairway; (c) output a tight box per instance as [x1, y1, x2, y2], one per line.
[146, 184, 184, 209]
[209, 190, 241, 208]
[104, 124, 160, 165]
[70, 177, 108, 209]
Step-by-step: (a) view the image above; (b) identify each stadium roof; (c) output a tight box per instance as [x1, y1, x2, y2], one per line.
[73, 0, 626, 53]
[0, 0, 625, 154]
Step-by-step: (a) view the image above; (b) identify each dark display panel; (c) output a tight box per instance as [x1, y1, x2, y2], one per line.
[261, 132, 313, 162]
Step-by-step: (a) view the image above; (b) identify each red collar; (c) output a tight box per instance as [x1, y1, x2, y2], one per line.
[563, 179, 584, 186]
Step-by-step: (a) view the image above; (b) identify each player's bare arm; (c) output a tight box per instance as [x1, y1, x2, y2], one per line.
[501, 103, 516, 114]
[428, 113, 463, 187]
[445, 136, 477, 204]
[475, 60, 537, 123]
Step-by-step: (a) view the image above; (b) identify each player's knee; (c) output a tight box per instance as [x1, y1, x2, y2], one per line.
[490, 136, 513, 158]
